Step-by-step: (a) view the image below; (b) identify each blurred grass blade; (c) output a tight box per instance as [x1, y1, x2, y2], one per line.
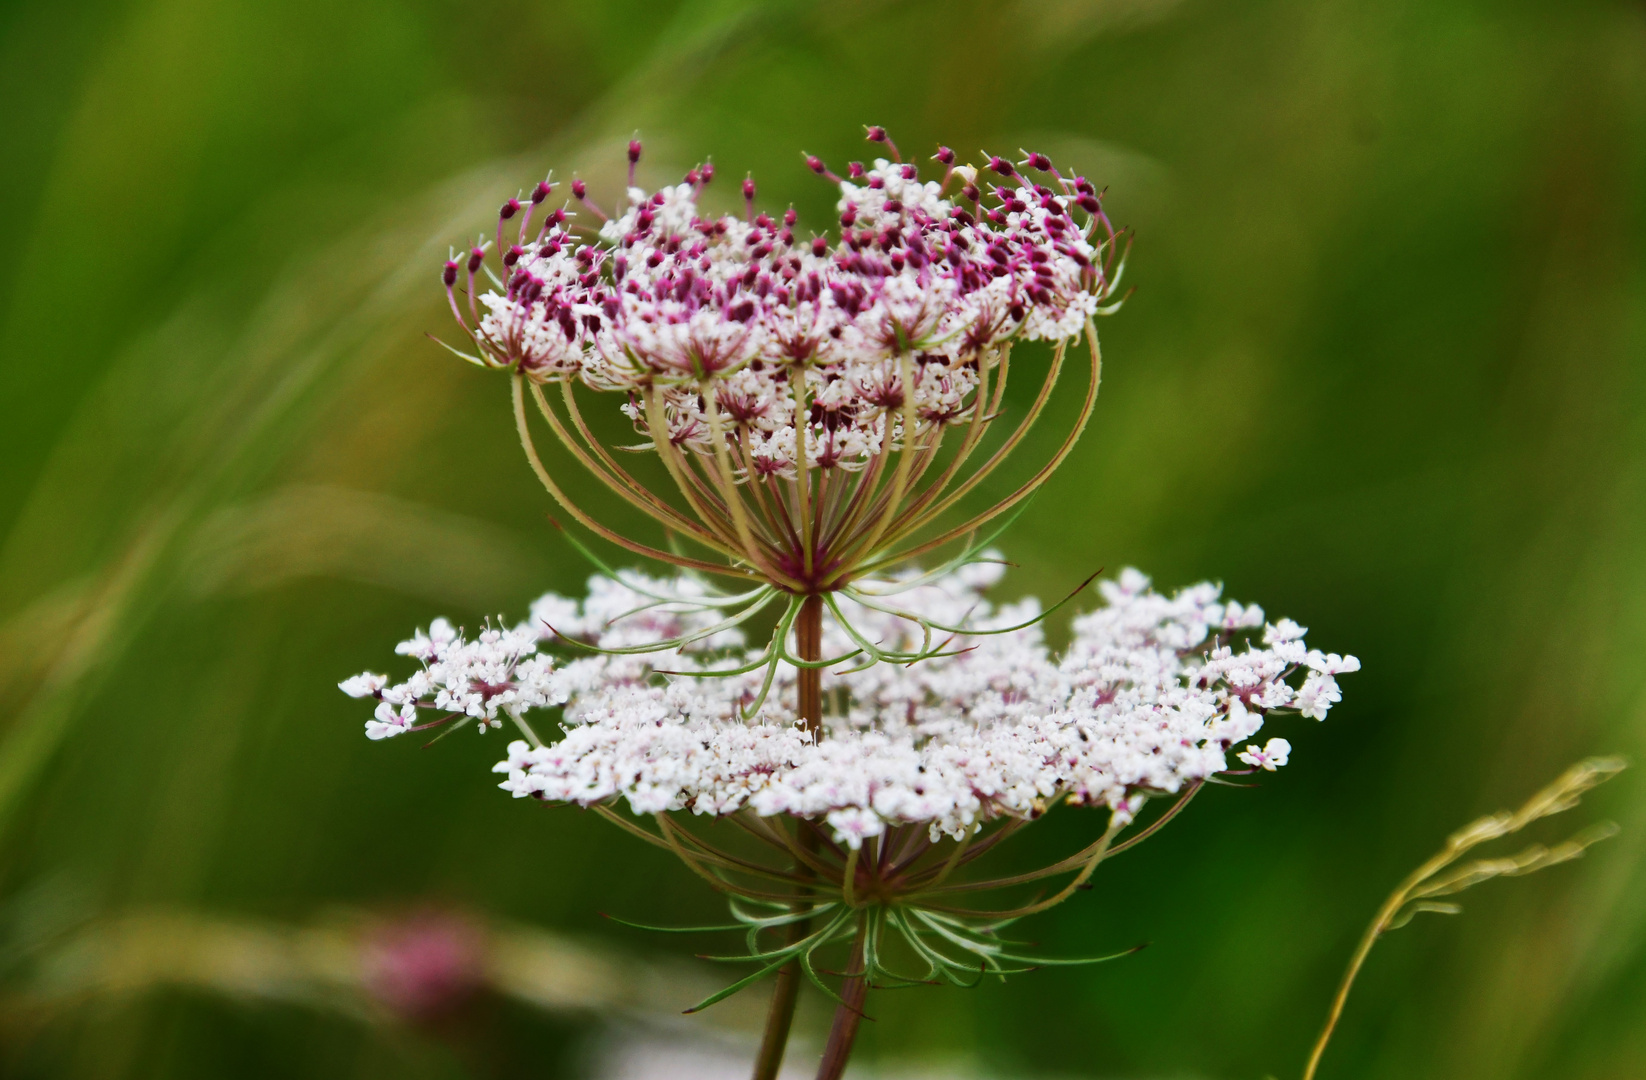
[1301, 757, 1627, 1080]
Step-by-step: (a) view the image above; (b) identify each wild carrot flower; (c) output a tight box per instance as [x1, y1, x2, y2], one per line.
[348, 129, 1357, 1080]
[346, 563, 1351, 845]
[434, 133, 1122, 621]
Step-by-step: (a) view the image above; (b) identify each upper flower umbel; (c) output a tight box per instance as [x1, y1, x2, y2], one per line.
[438, 130, 1126, 614]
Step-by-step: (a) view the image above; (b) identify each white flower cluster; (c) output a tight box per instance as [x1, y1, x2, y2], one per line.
[445, 143, 1122, 479]
[339, 572, 745, 740]
[344, 566, 1356, 847]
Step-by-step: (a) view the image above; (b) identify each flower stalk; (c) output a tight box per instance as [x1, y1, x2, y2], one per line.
[751, 594, 824, 1080]
[815, 922, 869, 1080]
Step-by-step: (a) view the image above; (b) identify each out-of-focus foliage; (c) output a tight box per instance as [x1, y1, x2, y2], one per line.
[0, 1, 1641, 1077]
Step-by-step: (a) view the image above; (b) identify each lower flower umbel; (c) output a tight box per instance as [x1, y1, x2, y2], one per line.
[343, 560, 1356, 1078]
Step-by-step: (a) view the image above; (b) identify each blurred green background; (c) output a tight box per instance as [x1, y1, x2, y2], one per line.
[1, 0, 1642, 1077]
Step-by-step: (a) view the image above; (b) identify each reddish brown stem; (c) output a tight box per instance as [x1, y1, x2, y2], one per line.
[815, 922, 868, 1080]
[796, 594, 823, 738]
[750, 595, 825, 1080]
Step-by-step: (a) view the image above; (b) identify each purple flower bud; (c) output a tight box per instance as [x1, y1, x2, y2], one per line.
[442, 261, 458, 286]
[1078, 194, 1100, 213]
[532, 180, 553, 204]
[684, 169, 700, 185]
[628, 140, 642, 163]
[935, 146, 955, 165]
[700, 162, 715, 185]
[962, 184, 980, 203]
[504, 244, 524, 267]
[840, 205, 857, 227]
[988, 156, 1014, 176]
[572, 179, 587, 199]
[806, 155, 826, 174]
[812, 236, 828, 256]
[743, 177, 757, 200]
[901, 164, 917, 180]
[467, 248, 485, 273]
[848, 162, 864, 179]
[1026, 152, 1052, 171]
[866, 126, 887, 143]
[500, 198, 520, 220]
[783, 208, 797, 227]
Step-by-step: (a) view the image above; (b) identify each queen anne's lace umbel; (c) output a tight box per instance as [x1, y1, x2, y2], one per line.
[343, 565, 1357, 847]
[444, 145, 1118, 486]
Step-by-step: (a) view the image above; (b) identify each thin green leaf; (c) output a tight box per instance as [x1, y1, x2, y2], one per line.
[989, 942, 1148, 966]
[600, 914, 745, 934]
[681, 952, 797, 1013]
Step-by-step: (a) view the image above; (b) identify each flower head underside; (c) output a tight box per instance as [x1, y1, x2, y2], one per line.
[436, 134, 1127, 626]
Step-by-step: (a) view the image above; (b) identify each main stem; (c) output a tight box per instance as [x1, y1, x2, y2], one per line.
[750, 594, 824, 1080]
[814, 921, 868, 1080]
